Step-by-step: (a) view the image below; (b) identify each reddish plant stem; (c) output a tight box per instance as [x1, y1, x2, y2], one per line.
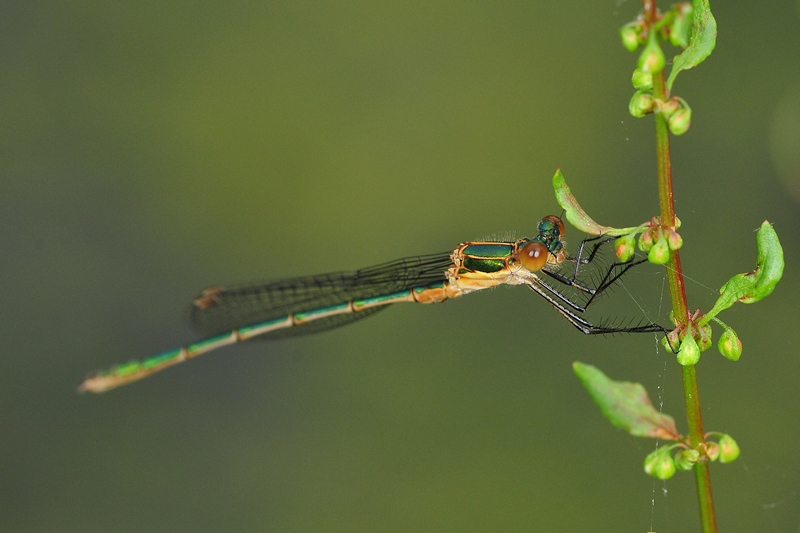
[644, 2, 717, 532]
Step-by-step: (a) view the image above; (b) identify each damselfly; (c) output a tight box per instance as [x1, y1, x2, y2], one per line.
[79, 215, 668, 393]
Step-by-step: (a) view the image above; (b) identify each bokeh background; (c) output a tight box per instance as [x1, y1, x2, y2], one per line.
[3, 2, 799, 531]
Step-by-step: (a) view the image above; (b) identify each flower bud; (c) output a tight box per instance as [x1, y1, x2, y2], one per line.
[668, 108, 692, 135]
[620, 22, 642, 52]
[669, 3, 693, 48]
[667, 228, 683, 250]
[705, 441, 720, 461]
[677, 335, 700, 366]
[660, 336, 671, 351]
[631, 68, 653, 91]
[648, 235, 670, 264]
[660, 97, 682, 118]
[675, 448, 700, 470]
[697, 323, 713, 352]
[638, 228, 655, 251]
[629, 91, 655, 118]
[643, 449, 660, 476]
[718, 328, 742, 361]
[662, 329, 680, 352]
[638, 34, 666, 74]
[654, 454, 677, 479]
[719, 435, 741, 463]
[615, 234, 636, 262]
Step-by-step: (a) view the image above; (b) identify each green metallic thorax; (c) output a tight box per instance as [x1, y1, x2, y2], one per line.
[460, 243, 514, 274]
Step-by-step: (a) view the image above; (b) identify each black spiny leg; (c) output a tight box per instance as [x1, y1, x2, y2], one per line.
[527, 235, 676, 350]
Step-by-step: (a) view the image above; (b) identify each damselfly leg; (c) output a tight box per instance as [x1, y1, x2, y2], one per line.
[530, 235, 672, 339]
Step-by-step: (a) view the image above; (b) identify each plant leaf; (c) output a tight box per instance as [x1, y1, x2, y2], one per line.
[704, 221, 784, 321]
[573, 362, 682, 440]
[552, 170, 637, 236]
[666, 0, 717, 91]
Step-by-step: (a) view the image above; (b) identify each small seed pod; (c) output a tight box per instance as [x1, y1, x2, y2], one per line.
[615, 234, 636, 262]
[675, 448, 700, 470]
[668, 108, 692, 135]
[719, 435, 741, 463]
[677, 335, 700, 366]
[638, 228, 656, 251]
[654, 453, 677, 480]
[697, 323, 713, 352]
[620, 21, 643, 52]
[648, 234, 670, 265]
[631, 68, 653, 91]
[630, 91, 656, 118]
[718, 328, 742, 361]
[705, 441, 720, 461]
[638, 34, 666, 74]
[667, 228, 683, 250]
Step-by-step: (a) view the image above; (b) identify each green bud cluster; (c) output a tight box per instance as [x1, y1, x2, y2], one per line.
[637, 224, 682, 265]
[705, 434, 741, 464]
[660, 97, 692, 135]
[643, 434, 740, 479]
[620, 3, 693, 52]
[621, 5, 693, 134]
[664, 309, 747, 366]
[661, 308, 714, 365]
[644, 446, 678, 480]
[612, 220, 683, 266]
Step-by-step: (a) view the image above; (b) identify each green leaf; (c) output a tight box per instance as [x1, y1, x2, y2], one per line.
[573, 362, 682, 440]
[704, 221, 784, 321]
[551, 170, 637, 236]
[666, 0, 717, 91]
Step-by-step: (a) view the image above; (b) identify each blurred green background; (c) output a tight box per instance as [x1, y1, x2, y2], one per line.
[3, 2, 799, 531]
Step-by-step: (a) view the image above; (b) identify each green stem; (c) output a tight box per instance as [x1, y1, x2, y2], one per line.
[682, 364, 716, 531]
[643, 2, 716, 532]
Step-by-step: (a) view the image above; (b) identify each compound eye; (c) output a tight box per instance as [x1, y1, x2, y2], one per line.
[542, 215, 565, 238]
[519, 242, 548, 271]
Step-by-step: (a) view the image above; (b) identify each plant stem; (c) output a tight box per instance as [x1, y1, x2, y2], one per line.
[643, 1, 717, 531]
[683, 364, 717, 531]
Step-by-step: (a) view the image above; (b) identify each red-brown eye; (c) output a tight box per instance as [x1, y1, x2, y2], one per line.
[519, 242, 548, 271]
[542, 215, 565, 238]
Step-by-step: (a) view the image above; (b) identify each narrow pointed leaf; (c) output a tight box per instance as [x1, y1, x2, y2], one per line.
[704, 221, 784, 322]
[666, 0, 717, 91]
[573, 362, 682, 440]
[552, 170, 637, 236]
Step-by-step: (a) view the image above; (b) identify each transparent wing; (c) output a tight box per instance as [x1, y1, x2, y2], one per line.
[189, 253, 454, 339]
